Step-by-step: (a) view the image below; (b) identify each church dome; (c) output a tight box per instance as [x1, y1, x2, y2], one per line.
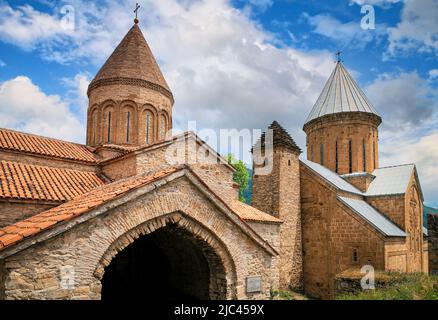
[87, 23, 173, 103]
[304, 61, 380, 127]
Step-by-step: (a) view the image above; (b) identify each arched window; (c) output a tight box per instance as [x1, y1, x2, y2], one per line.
[107, 111, 112, 143]
[145, 113, 150, 144]
[363, 140, 366, 172]
[349, 140, 353, 173]
[373, 142, 377, 169]
[160, 114, 167, 140]
[126, 111, 131, 143]
[91, 110, 97, 145]
[320, 144, 324, 166]
[335, 140, 339, 173]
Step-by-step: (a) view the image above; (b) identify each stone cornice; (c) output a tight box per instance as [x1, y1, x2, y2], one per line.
[88, 77, 174, 104]
[303, 112, 382, 133]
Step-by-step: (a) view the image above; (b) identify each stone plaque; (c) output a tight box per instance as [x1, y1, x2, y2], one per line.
[246, 276, 262, 293]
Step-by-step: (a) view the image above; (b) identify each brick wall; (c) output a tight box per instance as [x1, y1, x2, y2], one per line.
[87, 84, 172, 147]
[304, 113, 380, 175]
[0, 201, 56, 228]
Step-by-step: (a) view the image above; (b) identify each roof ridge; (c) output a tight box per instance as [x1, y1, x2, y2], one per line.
[375, 163, 415, 170]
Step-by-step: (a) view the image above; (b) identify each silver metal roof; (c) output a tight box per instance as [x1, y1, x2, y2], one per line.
[338, 196, 407, 237]
[366, 164, 415, 197]
[300, 159, 362, 195]
[305, 62, 380, 125]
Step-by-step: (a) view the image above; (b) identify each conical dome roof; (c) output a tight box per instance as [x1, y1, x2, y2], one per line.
[88, 24, 173, 102]
[305, 62, 380, 126]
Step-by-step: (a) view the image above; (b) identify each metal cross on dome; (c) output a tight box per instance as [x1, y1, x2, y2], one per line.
[134, 3, 141, 23]
[336, 51, 342, 63]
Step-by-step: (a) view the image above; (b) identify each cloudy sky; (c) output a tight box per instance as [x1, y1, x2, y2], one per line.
[0, 0, 437, 206]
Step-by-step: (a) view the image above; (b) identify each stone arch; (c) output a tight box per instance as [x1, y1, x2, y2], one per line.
[88, 104, 100, 146]
[140, 104, 157, 145]
[159, 110, 170, 141]
[94, 211, 238, 300]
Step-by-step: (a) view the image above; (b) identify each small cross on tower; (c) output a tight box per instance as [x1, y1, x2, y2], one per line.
[336, 51, 342, 63]
[134, 3, 141, 24]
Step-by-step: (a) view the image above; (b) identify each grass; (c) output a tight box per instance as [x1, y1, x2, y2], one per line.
[337, 273, 438, 300]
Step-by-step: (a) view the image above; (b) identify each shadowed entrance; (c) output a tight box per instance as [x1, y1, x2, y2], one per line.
[101, 224, 227, 300]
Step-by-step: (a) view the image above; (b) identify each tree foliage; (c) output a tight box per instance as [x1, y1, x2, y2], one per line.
[227, 154, 250, 203]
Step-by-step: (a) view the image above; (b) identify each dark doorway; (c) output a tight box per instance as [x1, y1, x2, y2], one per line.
[101, 224, 225, 300]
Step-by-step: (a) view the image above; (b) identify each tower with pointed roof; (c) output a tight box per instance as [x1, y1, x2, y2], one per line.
[303, 61, 382, 175]
[86, 19, 173, 147]
[252, 121, 303, 291]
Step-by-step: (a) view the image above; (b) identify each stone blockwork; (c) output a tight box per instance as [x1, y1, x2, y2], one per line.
[304, 113, 381, 175]
[300, 163, 426, 299]
[301, 165, 384, 299]
[0, 176, 278, 300]
[252, 146, 302, 291]
[428, 214, 438, 274]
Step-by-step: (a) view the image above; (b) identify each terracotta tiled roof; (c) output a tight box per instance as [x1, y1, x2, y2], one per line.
[0, 161, 106, 202]
[0, 128, 97, 163]
[230, 200, 282, 224]
[0, 167, 180, 250]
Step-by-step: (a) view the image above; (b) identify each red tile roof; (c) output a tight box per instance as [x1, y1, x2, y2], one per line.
[0, 128, 97, 163]
[0, 161, 106, 202]
[230, 200, 282, 224]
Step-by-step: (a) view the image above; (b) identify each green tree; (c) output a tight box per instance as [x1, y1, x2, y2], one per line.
[227, 154, 250, 203]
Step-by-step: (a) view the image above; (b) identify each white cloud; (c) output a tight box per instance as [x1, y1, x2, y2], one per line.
[366, 70, 438, 205]
[0, 0, 335, 156]
[0, 59, 5, 67]
[428, 69, 438, 79]
[386, 0, 438, 57]
[364, 71, 437, 132]
[61, 73, 91, 120]
[349, 0, 401, 7]
[302, 12, 384, 49]
[0, 76, 85, 143]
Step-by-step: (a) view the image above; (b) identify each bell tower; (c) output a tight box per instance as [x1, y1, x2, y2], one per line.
[86, 17, 173, 147]
[303, 60, 382, 175]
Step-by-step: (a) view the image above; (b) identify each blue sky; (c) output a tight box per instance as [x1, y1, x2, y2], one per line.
[0, 0, 437, 206]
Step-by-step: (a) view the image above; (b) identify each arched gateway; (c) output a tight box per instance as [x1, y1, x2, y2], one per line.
[0, 167, 278, 300]
[96, 213, 235, 300]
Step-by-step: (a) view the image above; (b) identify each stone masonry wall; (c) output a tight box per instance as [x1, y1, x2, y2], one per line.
[1, 176, 278, 300]
[366, 196, 405, 229]
[252, 148, 302, 291]
[428, 214, 438, 274]
[301, 164, 386, 299]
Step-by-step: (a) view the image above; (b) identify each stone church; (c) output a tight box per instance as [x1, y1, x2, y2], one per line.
[0, 20, 429, 300]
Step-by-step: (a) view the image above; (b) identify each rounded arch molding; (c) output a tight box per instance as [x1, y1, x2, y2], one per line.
[94, 211, 238, 299]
